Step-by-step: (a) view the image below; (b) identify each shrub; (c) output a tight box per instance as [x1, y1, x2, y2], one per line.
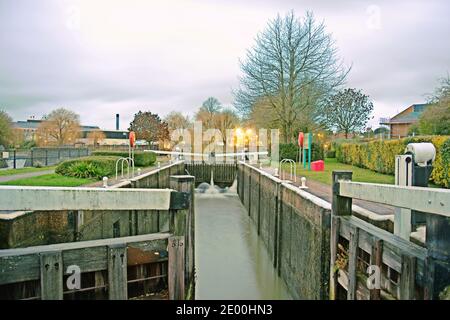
[0, 159, 7, 168]
[33, 161, 44, 168]
[56, 156, 119, 179]
[325, 150, 336, 158]
[91, 151, 156, 167]
[334, 136, 450, 188]
[279, 142, 324, 162]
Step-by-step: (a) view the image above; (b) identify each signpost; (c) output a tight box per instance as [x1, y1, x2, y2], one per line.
[300, 133, 312, 170]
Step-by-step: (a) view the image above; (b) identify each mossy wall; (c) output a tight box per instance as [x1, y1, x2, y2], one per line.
[237, 163, 331, 299]
[0, 162, 185, 249]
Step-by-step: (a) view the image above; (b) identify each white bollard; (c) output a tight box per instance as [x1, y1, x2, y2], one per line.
[102, 176, 108, 188]
[259, 163, 263, 169]
[274, 168, 279, 177]
[137, 168, 142, 176]
[158, 161, 161, 168]
[301, 177, 307, 188]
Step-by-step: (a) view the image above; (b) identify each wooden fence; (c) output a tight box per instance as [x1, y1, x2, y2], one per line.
[0, 174, 195, 300]
[331, 171, 450, 300]
[185, 162, 236, 188]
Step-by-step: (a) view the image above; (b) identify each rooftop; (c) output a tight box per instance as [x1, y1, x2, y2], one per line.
[379, 103, 430, 125]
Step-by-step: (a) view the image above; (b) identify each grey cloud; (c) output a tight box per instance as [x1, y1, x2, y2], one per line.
[0, 0, 449, 129]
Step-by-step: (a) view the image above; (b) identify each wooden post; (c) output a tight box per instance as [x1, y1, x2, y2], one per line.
[424, 214, 450, 299]
[399, 254, 416, 300]
[168, 236, 185, 300]
[107, 244, 128, 300]
[332, 171, 353, 217]
[347, 226, 359, 300]
[330, 171, 353, 300]
[170, 175, 195, 299]
[40, 251, 63, 300]
[370, 239, 383, 300]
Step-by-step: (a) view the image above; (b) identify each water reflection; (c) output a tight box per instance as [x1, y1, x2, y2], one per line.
[194, 182, 292, 300]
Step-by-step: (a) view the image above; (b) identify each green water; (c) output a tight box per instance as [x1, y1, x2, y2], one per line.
[194, 192, 292, 300]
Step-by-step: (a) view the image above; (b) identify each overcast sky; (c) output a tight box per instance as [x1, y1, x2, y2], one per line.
[0, 0, 449, 130]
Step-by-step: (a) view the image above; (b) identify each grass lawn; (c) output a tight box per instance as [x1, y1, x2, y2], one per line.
[0, 166, 56, 176]
[282, 158, 395, 186]
[0, 173, 95, 187]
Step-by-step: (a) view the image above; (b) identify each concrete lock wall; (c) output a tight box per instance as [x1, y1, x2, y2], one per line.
[237, 162, 331, 300]
[0, 162, 185, 249]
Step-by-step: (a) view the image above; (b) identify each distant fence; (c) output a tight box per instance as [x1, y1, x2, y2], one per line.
[1, 147, 90, 169]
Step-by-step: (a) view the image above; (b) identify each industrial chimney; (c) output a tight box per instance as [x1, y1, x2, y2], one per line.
[115, 114, 119, 130]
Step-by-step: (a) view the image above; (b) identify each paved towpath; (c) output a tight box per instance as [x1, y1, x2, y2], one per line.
[0, 169, 55, 183]
[261, 166, 395, 216]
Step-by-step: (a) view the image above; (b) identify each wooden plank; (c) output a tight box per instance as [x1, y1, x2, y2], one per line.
[40, 251, 63, 300]
[170, 175, 195, 295]
[370, 239, 383, 300]
[347, 226, 359, 300]
[0, 233, 170, 257]
[399, 254, 416, 300]
[329, 216, 340, 300]
[0, 186, 173, 211]
[107, 244, 128, 300]
[0, 254, 40, 285]
[339, 181, 450, 217]
[168, 236, 185, 300]
[339, 216, 427, 261]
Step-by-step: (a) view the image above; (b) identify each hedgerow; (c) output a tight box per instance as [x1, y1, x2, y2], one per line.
[334, 136, 450, 188]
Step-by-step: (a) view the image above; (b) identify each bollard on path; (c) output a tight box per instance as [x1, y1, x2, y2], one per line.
[102, 177, 108, 188]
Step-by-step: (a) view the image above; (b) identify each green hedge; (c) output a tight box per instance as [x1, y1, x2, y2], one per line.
[335, 136, 450, 188]
[325, 150, 336, 158]
[91, 151, 156, 167]
[55, 156, 119, 179]
[0, 159, 7, 168]
[279, 142, 324, 162]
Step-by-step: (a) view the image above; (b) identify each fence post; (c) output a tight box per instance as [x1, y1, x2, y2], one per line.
[330, 170, 353, 300]
[30, 148, 34, 167]
[170, 175, 195, 299]
[40, 251, 63, 300]
[45, 150, 48, 166]
[13, 149, 16, 169]
[107, 244, 128, 300]
[425, 214, 450, 299]
[168, 236, 185, 300]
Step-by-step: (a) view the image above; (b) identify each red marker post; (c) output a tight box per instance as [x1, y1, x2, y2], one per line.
[298, 132, 304, 162]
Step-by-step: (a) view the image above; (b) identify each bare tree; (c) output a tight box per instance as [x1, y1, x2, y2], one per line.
[164, 111, 192, 132]
[215, 108, 240, 143]
[87, 129, 106, 146]
[196, 97, 222, 128]
[36, 108, 81, 146]
[320, 88, 373, 138]
[234, 11, 349, 142]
